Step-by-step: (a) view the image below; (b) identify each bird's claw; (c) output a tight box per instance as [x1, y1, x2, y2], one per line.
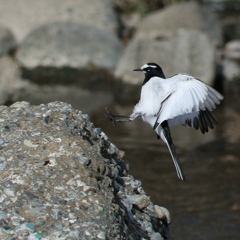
[105, 107, 117, 126]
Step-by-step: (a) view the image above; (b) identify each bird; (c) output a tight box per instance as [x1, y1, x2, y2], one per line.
[105, 62, 224, 181]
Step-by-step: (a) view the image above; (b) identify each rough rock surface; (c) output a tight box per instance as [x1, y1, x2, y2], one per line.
[0, 0, 117, 42]
[115, 29, 215, 85]
[0, 25, 16, 56]
[0, 56, 29, 105]
[0, 101, 170, 240]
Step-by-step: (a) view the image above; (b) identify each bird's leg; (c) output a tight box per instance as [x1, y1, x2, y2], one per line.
[105, 107, 132, 126]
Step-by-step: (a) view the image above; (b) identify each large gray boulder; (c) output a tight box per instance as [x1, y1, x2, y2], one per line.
[0, 25, 16, 56]
[115, 2, 222, 85]
[115, 29, 215, 85]
[16, 21, 123, 85]
[0, 101, 170, 240]
[17, 22, 123, 70]
[0, 0, 117, 42]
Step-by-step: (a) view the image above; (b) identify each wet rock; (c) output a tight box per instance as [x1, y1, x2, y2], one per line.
[0, 25, 16, 56]
[0, 0, 118, 42]
[0, 101, 169, 239]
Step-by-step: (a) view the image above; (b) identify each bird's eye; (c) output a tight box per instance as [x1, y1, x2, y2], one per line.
[146, 67, 151, 71]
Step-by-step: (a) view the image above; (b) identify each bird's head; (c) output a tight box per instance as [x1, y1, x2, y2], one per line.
[133, 63, 165, 81]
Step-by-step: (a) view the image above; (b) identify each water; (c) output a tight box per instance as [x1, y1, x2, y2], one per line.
[91, 93, 240, 240]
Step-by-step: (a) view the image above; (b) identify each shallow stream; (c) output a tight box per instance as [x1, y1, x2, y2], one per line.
[91, 91, 240, 240]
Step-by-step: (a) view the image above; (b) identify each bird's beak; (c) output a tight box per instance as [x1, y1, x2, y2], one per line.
[133, 68, 142, 72]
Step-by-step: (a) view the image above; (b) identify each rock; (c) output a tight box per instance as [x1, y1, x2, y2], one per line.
[115, 29, 215, 85]
[0, 101, 169, 239]
[16, 21, 123, 86]
[0, 56, 30, 104]
[154, 205, 171, 224]
[17, 22, 123, 70]
[150, 232, 164, 240]
[0, 25, 16, 56]
[115, 2, 221, 85]
[0, 0, 117, 42]
[128, 194, 150, 209]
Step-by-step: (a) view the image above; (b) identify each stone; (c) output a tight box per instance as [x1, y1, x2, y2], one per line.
[0, 25, 16, 56]
[154, 205, 171, 224]
[0, 0, 118, 42]
[128, 194, 150, 209]
[0, 101, 168, 239]
[17, 22, 123, 70]
[115, 2, 221, 85]
[115, 30, 215, 85]
[150, 232, 164, 240]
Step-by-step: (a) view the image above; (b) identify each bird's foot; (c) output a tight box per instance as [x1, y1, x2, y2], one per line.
[105, 107, 117, 126]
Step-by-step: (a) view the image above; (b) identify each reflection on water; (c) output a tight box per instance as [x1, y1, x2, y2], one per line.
[90, 94, 240, 240]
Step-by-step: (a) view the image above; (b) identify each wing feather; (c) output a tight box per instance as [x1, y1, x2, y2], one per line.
[155, 74, 223, 130]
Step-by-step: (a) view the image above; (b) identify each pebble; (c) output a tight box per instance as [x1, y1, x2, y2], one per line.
[150, 232, 164, 240]
[23, 140, 39, 148]
[94, 128, 102, 136]
[129, 195, 150, 209]
[154, 205, 171, 224]
[97, 231, 106, 239]
[15, 222, 35, 232]
[28, 232, 42, 240]
[0, 162, 7, 170]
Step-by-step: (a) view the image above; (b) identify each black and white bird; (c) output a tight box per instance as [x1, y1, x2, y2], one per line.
[106, 63, 223, 181]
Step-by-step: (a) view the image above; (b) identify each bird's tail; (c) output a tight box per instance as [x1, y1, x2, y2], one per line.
[160, 121, 186, 181]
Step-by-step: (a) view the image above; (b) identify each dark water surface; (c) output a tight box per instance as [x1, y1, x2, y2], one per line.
[90, 93, 240, 240]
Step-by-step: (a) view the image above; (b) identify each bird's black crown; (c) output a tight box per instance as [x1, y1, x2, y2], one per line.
[135, 62, 166, 84]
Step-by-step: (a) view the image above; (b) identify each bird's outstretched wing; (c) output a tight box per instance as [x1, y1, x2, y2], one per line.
[154, 74, 223, 133]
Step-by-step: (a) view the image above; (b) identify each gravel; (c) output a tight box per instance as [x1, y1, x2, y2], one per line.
[0, 101, 170, 239]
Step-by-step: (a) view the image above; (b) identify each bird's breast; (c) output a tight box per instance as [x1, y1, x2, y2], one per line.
[138, 81, 162, 116]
